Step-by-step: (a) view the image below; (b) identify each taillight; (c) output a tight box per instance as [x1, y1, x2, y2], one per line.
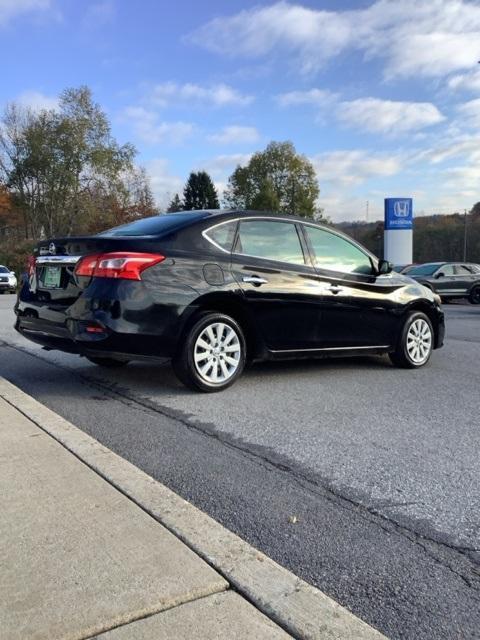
[75, 253, 103, 278]
[75, 252, 165, 281]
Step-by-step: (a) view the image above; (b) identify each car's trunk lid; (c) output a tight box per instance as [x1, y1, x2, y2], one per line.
[32, 235, 147, 304]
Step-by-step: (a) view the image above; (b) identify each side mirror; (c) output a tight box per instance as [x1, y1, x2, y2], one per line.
[377, 259, 393, 275]
[435, 272, 444, 279]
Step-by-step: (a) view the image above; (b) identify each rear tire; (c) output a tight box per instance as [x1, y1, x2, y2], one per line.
[389, 311, 433, 369]
[469, 285, 480, 305]
[86, 356, 129, 368]
[172, 312, 246, 392]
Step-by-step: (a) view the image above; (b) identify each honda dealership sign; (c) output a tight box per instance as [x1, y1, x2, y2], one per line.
[384, 198, 413, 264]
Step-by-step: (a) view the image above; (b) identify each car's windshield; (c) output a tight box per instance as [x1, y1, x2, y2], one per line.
[0, 266, 9, 273]
[407, 263, 443, 276]
[99, 212, 206, 237]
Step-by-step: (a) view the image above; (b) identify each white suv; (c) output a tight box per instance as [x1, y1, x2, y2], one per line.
[0, 265, 17, 294]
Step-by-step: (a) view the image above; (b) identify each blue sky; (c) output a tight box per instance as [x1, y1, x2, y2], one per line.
[1, 0, 480, 221]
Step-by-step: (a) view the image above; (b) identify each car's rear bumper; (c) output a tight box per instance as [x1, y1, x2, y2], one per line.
[15, 314, 172, 362]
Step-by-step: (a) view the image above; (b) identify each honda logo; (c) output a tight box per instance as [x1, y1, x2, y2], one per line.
[393, 200, 410, 218]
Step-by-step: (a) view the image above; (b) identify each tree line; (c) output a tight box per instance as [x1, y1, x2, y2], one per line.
[166, 140, 322, 218]
[339, 205, 480, 264]
[1, 85, 479, 274]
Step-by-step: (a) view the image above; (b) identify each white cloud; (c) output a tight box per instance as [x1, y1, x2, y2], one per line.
[279, 91, 445, 135]
[443, 164, 480, 190]
[311, 150, 402, 188]
[188, 1, 480, 79]
[456, 98, 480, 129]
[17, 90, 59, 111]
[145, 158, 183, 206]
[201, 153, 252, 176]
[448, 69, 480, 93]
[337, 98, 445, 134]
[416, 137, 480, 164]
[188, 2, 351, 74]
[208, 125, 259, 145]
[0, 0, 50, 26]
[122, 106, 194, 145]
[276, 88, 338, 108]
[150, 82, 253, 108]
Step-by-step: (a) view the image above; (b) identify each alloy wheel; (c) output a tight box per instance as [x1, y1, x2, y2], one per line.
[193, 322, 241, 384]
[406, 318, 432, 364]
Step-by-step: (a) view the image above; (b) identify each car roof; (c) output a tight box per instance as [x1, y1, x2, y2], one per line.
[169, 208, 338, 231]
[166, 209, 317, 223]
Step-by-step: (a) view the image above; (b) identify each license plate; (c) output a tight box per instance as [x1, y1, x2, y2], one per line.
[42, 266, 62, 288]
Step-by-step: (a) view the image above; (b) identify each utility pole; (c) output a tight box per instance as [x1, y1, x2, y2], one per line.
[366, 200, 369, 223]
[463, 209, 468, 261]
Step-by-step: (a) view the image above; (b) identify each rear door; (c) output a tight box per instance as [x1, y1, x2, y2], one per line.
[432, 264, 457, 296]
[303, 224, 397, 348]
[229, 218, 325, 351]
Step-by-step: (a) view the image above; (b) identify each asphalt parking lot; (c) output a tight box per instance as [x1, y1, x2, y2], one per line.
[0, 294, 479, 639]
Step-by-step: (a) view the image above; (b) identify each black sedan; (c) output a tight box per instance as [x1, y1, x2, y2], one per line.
[406, 262, 480, 304]
[15, 210, 444, 392]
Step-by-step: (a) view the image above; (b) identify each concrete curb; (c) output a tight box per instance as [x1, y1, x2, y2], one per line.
[0, 377, 387, 640]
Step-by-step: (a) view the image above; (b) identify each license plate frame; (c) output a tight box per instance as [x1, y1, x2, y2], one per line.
[42, 265, 62, 289]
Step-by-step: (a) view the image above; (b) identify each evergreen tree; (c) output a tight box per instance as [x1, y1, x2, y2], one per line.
[167, 193, 183, 212]
[183, 171, 219, 210]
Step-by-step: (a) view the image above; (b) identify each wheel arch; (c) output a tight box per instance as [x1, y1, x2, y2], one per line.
[404, 301, 441, 348]
[178, 292, 266, 361]
[467, 280, 480, 295]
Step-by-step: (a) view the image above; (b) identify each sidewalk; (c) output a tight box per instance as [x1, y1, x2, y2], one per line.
[0, 378, 386, 640]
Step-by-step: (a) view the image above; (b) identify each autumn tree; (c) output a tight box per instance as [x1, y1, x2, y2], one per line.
[183, 171, 219, 210]
[0, 86, 155, 238]
[224, 141, 321, 218]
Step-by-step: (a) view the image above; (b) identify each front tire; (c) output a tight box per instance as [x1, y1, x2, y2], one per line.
[389, 311, 433, 369]
[172, 312, 246, 392]
[469, 285, 480, 305]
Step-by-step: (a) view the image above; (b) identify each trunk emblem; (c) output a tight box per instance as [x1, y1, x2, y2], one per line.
[48, 242, 56, 255]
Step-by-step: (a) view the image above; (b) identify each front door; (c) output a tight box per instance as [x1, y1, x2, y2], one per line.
[432, 264, 458, 296]
[229, 218, 325, 351]
[302, 224, 399, 348]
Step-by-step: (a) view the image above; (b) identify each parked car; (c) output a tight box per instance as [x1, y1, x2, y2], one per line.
[0, 265, 17, 294]
[15, 210, 445, 392]
[392, 264, 415, 274]
[406, 262, 480, 304]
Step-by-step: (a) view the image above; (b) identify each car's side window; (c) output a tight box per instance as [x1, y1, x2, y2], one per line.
[305, 226, 373, 275]
[234, 220, 306, 265]
[455, 265, 473, 275]
[438, 265, 455, 276]
[203, 221, 237, 252]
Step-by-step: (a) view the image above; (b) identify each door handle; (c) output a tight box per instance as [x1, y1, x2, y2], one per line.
[328, 284, 343, 294]
[242, 275, 268, 286]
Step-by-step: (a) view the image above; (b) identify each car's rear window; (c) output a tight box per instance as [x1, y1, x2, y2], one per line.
[407, 263, 443, 276]
[99, 212, 206, 237]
